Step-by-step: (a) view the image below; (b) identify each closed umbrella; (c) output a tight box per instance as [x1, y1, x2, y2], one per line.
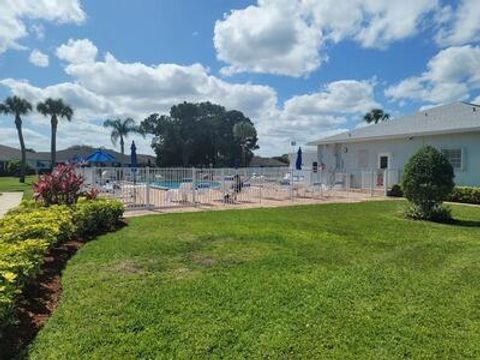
[295, 147, 302, 170]
[130, 141, 138, 167]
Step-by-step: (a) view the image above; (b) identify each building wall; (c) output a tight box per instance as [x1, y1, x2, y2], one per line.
[317, 131, 480, 186]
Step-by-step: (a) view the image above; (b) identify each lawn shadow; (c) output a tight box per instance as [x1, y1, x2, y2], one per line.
[451, 219, 480, 227]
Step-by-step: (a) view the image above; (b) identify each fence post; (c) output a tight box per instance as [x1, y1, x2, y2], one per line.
[259, 168, 263, 204]
[92, 166, 97, 188]
[370, 169, 374, 197]
[221, 168, 226, 206]
[384, 169, 388, 196]
[290, 169, 294, 202]
[192, 167, 196, 206]
[146, 167, 151, 209]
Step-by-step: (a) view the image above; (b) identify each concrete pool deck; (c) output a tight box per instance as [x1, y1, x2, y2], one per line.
[124, 191, 390, 217]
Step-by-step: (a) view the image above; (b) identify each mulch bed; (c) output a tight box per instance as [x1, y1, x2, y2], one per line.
[0, 239, 85, 360]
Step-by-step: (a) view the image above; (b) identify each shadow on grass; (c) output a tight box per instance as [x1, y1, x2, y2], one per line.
[451, 219, 480, 227]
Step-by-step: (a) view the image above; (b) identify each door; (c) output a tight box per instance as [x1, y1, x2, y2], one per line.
[377, 153, 390, 187]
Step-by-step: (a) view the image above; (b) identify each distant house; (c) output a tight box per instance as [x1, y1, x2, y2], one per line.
[307, 102, 480, 187]
[0, 144, 156, 173]
[0, 145, 50, 173]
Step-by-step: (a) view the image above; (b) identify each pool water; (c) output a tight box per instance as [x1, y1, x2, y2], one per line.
[150, 180, 221, 190]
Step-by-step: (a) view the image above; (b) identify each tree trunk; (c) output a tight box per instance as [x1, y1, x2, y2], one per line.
[120, 136, 124, 155]
[51, 115, 58, 170]
[15, 115, 26, 183]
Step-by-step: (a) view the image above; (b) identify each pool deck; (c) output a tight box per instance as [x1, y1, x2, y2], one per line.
[124, 190, 390, 217]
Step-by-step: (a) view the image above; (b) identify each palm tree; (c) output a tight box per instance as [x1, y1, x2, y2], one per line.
[36, 98, 73, 169]
[0, 96, 32, 183]
[363, 108, 390, 124]
[233, 121, 256, 166]
[103, 118, 141, 155]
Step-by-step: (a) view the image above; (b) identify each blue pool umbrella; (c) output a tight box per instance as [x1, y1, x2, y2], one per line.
[85, 148, 115, 163]
[295, 147, 302, 170]
[130, 141, 138, 167]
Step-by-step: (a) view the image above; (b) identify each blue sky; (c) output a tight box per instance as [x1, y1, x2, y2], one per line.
[1, 0, 480, 156]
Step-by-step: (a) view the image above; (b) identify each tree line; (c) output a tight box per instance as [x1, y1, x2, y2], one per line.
[0, 97, 258, 183]
[139, 102, 258, 167]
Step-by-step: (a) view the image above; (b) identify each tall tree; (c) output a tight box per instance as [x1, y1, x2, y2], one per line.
[233, 121, 257, 166]
[363, 108, 390, 124]
[103, 118, 140, 155]
[140, 102, 258, 167]
[0, 96, 32, 183]
[36, 98, 73, 169]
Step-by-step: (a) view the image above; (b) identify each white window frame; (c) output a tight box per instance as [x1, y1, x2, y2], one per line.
[377, 152, 392, 170]
[441, 148, 464, 171]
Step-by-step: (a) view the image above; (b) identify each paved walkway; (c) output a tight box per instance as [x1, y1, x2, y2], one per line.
[0, 192, 23, 218]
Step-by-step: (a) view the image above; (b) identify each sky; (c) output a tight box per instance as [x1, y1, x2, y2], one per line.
[0, 0, 480, 156]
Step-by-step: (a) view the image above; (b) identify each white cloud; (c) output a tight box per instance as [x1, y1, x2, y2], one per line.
[385, 45, 480, 104]
[259, 80, 379, 151]
[214, 0, 438, 77]
[0, 0, 85, 55]
[1, 42, 381, 156]
[436, 0, 480, 46]
[214, 0, 323, 77]
[284, 80, 379, 116]
[56, 38, 98, 64]
[28, 49, 49, 67]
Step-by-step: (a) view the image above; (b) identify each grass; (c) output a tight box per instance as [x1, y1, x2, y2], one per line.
[0, 175, 35, 199]
[26, 201, 480, 359]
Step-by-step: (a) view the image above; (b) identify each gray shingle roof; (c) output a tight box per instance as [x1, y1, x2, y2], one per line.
[307, 102, 480, 145]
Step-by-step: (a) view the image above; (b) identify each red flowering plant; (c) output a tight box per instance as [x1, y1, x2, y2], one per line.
[33, 164, 85, 206]
[83, 187, 100, 200]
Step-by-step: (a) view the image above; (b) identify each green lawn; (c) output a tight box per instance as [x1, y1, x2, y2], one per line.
[26, 201, 480, 359]
[0, 176, 36, 199]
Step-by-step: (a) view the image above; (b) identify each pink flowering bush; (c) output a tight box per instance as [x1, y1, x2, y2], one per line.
[33, 164, 84, 206]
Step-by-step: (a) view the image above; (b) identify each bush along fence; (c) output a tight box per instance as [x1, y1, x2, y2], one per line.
[388, 185, 480, 205]
[0, 164, 124, 342]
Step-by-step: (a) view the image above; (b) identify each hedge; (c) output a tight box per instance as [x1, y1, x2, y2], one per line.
[388, 184, 480, 205]
[0, 198, 124, 335]
[446, 186, 480, 205]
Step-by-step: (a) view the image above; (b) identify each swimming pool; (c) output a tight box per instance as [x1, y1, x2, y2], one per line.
[150, 180, 221, 190]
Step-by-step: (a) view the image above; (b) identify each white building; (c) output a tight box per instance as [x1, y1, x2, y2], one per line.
[306, 102, 480, 187]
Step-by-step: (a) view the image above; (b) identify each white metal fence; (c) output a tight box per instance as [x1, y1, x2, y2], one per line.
[78, 167, 396, 210]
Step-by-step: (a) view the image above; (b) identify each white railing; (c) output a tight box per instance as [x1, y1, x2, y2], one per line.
[78, 167, 395, 210]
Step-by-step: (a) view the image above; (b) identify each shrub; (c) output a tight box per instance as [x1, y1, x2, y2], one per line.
[404, 203, 453, 223]
[33, 164, 84, 206]
[447, 186, 480, 205]
[73, 198, 124, 238]
[402, 146, 455, 222]
[0, 205, 75, 244]
[387, 184, 403, 197]
[0, 198, 124, 336]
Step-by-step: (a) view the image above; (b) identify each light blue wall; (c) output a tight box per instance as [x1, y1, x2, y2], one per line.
[317, 131, 480, 186]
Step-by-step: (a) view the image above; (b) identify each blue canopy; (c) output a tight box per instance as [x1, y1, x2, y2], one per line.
[130, 141, 138, 167]
[295, 147, 302, 170]
[85, 149, 115, 163]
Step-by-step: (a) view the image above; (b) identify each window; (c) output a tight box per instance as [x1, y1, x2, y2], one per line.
[441, 148, 463, 170]
[379, 156, 389, 169]
[358, 150, 369, 168]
